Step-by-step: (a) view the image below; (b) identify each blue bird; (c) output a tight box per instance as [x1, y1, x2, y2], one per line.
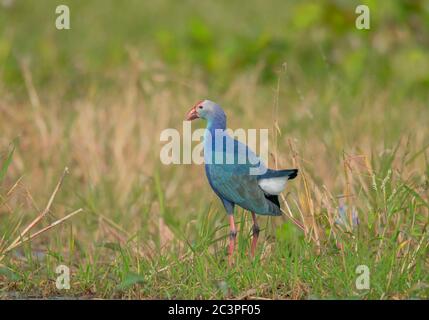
[186, 100, 298, 264]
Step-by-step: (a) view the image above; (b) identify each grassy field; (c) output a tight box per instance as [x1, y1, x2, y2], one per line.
[0, 0, 428, 299]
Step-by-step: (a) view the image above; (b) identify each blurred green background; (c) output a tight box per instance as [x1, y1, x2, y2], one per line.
[1, 0, 428, 98]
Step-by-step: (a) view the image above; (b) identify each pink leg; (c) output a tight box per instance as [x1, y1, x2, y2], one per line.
[250, 212, 260, 258]
[228, 215, 237, 266]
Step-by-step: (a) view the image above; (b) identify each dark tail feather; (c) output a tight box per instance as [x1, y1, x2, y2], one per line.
[264, 194, 280, 209]
[262, 169, 299, 214]
[257, 168, 299, 180]
[260, 169, 298, 215]
[284, 169, 298, 180]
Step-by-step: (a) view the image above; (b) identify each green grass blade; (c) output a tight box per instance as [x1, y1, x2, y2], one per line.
[0, 141, 16, 183]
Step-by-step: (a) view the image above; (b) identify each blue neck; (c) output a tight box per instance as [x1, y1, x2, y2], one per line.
[207, 114, 226, 134]
[205, 114, 227, 153]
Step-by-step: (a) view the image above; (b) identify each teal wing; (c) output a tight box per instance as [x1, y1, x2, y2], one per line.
[206, 162, 281, 216]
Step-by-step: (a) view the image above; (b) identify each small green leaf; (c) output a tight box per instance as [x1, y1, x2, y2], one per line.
[0, 267, 20, 281]
[98, 242, 122, 252]
[0, 140, 16, 183]
[116, 272, 145, 291]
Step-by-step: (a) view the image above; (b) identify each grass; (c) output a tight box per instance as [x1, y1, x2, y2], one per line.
[0, 61, 427, 299]
[0, 0, 428, 299]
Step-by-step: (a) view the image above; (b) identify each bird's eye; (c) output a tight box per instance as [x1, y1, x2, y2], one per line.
[198, 105, 203, 109]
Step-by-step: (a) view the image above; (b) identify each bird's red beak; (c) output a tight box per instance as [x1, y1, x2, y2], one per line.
[185, 106, 199, 121]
